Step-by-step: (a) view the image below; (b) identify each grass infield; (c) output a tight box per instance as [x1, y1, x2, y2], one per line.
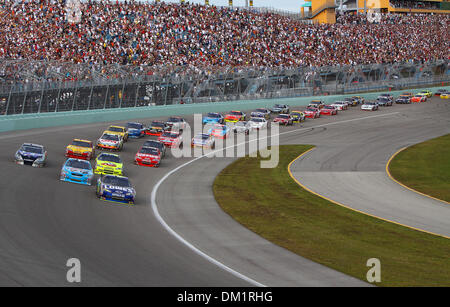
[389, 134, 450, 203]
[213, 145, 450, 286]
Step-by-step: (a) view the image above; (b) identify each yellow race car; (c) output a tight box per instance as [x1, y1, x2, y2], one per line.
[65, 139, 95, 160]
[440, 92, 450, 99]
[417, 90, 432, 98]
[94, 153, 123, 176]
[104, 125, 129, 142]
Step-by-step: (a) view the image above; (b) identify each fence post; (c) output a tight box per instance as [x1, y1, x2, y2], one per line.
[103, 84, 109, 109]
[21, 87, 28, 114]
[55, 81, 62, 112]
[5, 83, 13, 115]
[134, 79, 140, 107]
[87, 83, 94, 110]
[119, 81, 126, 108]
[38, 79, 46, 113]
[71, 85, 78, 111]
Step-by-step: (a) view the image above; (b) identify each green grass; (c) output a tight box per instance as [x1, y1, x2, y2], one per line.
[389, 134, 450, 203]
[213, 145, 450, 286]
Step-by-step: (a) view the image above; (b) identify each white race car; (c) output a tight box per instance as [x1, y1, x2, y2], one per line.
[331, 101, 349, 111]
[248, 117, 268, 130]
[361, 102, 379, 111]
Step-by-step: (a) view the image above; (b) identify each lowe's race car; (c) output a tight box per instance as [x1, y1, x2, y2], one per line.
[15, 143, 47, 167]
[126, 122, 147, 138]
[60, 158, 94, 185]
[96, 175, 136, 205]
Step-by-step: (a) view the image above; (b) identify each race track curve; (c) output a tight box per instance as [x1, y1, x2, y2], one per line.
[0, 97, 447, 285]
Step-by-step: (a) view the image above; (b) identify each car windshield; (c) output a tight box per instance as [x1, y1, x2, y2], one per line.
[103, 176, 131, 187]
[162, 132, 179, 138]
[108, 127, 123, 132]
[168, 117, 181, 122]
[230, 111, 241, 115]
[127, 123, 142, 129]
[21, 145, 43, 154]
[274, 104, 283, 108]
[324, 106, 334, 109]
[72, 140, 91, 148]
[310, 101, 321, 104]
[235, 122, 246, 127]
[98, 154, 121, 163]
[195, 134, 210, 140]
[251, 118, 264, 122]
[102, 134, 119, 141]
[144, 141, 162, 148]
[207, 113, 220, 118]
[151, 121, 165, 128]
[140, 147, 159, 155]
[255, 109, 266, 112]
[66, 159, 91, 169]
[291, 112, 301, 116]
[277, 115, 289, 118]
[306, 108, 317, 111]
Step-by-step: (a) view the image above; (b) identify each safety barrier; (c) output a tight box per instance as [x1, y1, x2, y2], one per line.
[1, 85, 448, 133]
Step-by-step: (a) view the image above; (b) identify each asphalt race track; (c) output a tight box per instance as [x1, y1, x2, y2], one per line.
[0, 96, 448, 286]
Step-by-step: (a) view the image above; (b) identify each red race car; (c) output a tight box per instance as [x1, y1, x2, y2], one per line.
[411, 95, 427, 103]
[134, 146, 161, 167]
[157, 131, 183, 148]
[273, 114, 293, 125]
[304, 107, 321, 119]
[320, 105, 338, 116]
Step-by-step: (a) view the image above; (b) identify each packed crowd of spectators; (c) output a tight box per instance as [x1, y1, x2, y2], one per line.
[389, 0, 441, 10]
[0, 0, 448, 74]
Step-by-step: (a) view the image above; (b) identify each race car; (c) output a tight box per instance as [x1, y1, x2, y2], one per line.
[60, 158, 94, 186]
[378, 94, 394, 103]
[411, 94, 427, 103]
[308, 100, 325, 109]
[65, 139, 95, 160]
[290, 111, 306, 123]
[435, 89, 448, 96]
[441, 92, 450, 99]
[224, 110, 246, 123]
[330, 101, 348, 111]
[126, 122, 147, 138]
[97, 133, 124, 151]
[147, 120, 167, 136]
[96, 175, 136, 205]
[344, 97, 358, 107]
[157, 131, 183, 148]
[134, 146, 161, 167]
[351, 96, 365, 105]
[15, 143, 47, 167]
[202, 112, 224, 125]
[94, 153, 123, 176]
[395, 94, 412, 104]
[304, 107, 321, 119]
[104, 125, 128, 142]
[417, 90, 432, 98]
[250, 108, 271, 119]
[376, 97, 393, 106]
[248, 117, 268, 130]
[361, 101, 379, 111]
[209, 124, 231, 139]
[232, 121, 252, 134]
[143, 140, 166, 157]
[273, 114, 293, 125]
[270, 104, 290, 114]
[165, 116, 187, 131]
[191, 133, 215, 149]
[320, 105, 338, 115]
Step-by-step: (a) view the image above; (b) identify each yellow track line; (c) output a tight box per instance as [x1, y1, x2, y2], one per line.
[287, 147, 449, 240]
[386, 147, 450, 205]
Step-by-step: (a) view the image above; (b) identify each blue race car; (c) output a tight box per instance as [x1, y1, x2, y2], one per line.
[15, 143, 47, 167]
[96, 175, 136, 205]
[202, 112, 224, 125]
[60, 158, 94, 185]
[126, 122, 147, 138]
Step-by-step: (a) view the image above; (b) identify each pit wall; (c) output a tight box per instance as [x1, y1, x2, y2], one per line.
[1, 85, 448, 133]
